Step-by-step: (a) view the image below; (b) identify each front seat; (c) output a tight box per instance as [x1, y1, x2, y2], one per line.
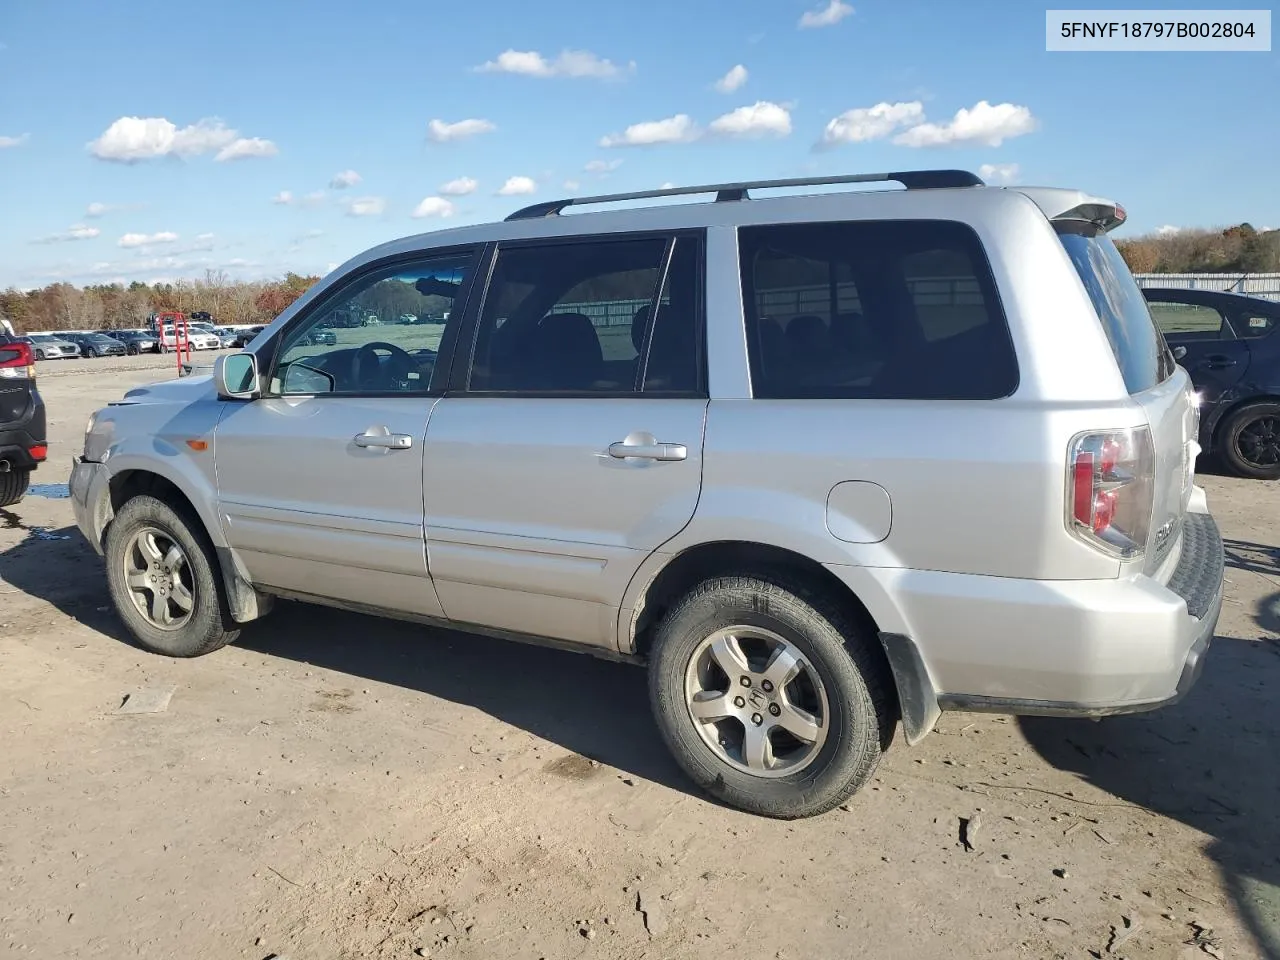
[528, 312, 604, 390]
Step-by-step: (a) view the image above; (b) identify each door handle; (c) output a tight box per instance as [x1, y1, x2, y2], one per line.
[354, 430, 413, 450]
[1204, 355, 1238, 369]
[608, 440, 687, 461]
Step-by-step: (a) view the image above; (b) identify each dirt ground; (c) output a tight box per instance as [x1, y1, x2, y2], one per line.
[2, 360, 1278, 960]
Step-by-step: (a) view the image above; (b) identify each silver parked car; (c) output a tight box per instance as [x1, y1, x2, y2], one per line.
[70, 170, 1223, 818]
[20, 333, 79, 360]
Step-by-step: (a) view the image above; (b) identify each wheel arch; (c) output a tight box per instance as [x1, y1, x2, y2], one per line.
[1210, 393, 1280, 449]
[625, 540, 937, 743]
[106, 467, 270, 624]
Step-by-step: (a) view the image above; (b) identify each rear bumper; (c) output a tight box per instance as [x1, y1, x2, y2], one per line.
[828, 509, 1224, 738]
[0, 388, 47, 471]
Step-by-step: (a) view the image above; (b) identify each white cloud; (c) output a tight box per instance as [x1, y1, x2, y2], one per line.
[496, 176, 537, 196]
[215, 137, 278, 161]
[0, 133, 30, 148]
[329, 169, 362, 189]
[85, 202, 115, 218]
[600, 114, 699, 148]
[978, 162, 1020, 184]
[799, 0, 853, 28]
[272, 190, 294, 205]
[33, 224, 100, 244]
[659, 182, 676, 189]
[476, 49, 628, 79]
[892, 101, 1037, 148]
[427, 118, 496, 143]
[88, 116, 274, 162]
[708, 101, 792, 139]
[440, 176, 478, 196]
[412, 196, 456, 219]
[818, 101, 924, 147]
[585, 159, 623, 174]
[274, 189, 326, 207]
[714, 64, 748, 93]
[302, 189, 326, 206]
[118, 231, 179, 248]
[563, 179, 581, 191]
[345, 196, 386, 217]
[1155, 225, 1183, 237]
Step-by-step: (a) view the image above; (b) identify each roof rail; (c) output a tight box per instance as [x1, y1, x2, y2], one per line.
[505, 169, 984, 221]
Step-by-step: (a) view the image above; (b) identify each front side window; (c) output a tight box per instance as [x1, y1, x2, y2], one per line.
[739, 220, 1017, 400]
[467, 235, 700, 394]
[271, 250, 474, 395]
[1146, 300, 1228, 340]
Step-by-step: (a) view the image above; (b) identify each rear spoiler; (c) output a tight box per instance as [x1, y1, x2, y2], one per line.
[1013, 187, 1127, 232]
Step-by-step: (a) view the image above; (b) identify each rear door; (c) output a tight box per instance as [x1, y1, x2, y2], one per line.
[1145, 293, 1250, 406]
[422, 232, 707, 649]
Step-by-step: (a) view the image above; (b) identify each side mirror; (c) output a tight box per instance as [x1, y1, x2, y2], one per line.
[1172, 345, 1187, 361]
[214, 352, 260, 400]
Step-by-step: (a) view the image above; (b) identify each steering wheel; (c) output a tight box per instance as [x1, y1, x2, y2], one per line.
[351, 341, 415, 390]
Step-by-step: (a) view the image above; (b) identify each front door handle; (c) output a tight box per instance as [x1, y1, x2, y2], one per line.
[608, 439, 687, 461]
[1204, 354, 1238, 369]
[354, 428, 413, 450]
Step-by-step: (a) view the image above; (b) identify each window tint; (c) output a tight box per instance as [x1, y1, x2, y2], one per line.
[1146, 301, 1227, 339]
[738, 220, 1017, 400]
[468, 235, 700, 394]
[272, 251, 474, 395]
[1057, 229, 1175, 394]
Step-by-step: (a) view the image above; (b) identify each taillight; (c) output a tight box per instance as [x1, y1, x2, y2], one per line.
[0, 341, 36, 380]
[1066, 427, 1155, 559]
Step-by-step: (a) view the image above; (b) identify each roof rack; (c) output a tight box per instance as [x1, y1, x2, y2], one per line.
[505, 169, 984, 221]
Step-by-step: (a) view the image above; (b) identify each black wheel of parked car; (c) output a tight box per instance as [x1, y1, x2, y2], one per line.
[33, 349, 45, 361]
[647, 573, 895, 819]
[127, 344, 138, 355]
[1220, 401, 1280, 481]
[104, 494, 240, 658]
[0, 468, 31, 508]
[88, 346, 100, 358]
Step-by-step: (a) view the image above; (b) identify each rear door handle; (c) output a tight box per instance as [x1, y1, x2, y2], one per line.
[608, 440, 687, 461]
[354, 429, 413, 450]
[1204, 354, 1238, 369]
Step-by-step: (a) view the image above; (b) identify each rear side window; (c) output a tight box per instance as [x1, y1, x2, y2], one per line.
[739, 220, 1017, 400]
[1057, 228, 1175, 394]
[1236, 311, 1276, 339]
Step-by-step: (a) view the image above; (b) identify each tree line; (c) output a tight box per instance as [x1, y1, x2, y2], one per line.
[0, 270, 320, 334]
[1116, 223, 1280, 275]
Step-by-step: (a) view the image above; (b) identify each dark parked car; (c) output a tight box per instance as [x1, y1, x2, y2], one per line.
[230, 326, 266, 348]
[63, 332, 127, 358]
[1143, 287, 1280, 479]
[302, 328, 337, 346]
[0, 334, 47, 506]
[108, 330, 159, 355]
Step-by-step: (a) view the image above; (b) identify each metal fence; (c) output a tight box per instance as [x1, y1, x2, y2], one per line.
[1134, 273, 1280, 302]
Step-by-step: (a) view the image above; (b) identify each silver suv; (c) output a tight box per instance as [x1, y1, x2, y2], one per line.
[70, 170, 1224, 818]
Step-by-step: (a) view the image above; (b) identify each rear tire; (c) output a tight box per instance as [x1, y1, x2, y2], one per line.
[34, 350, 45, 361]
[0, 468, 31, 507]
[104, 494, 240, 657]
[648, 574, 895, 819]
[1220, 402, 1280, 481]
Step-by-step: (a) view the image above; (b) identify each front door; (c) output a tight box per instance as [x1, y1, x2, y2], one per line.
[214, 247, 481, 617]
[423, 233, 708, 649]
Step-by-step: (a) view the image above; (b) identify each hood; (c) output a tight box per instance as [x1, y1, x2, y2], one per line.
[114, 374, 216, 405]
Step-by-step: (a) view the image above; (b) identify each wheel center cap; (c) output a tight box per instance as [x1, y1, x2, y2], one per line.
[748, 688, 769, 711]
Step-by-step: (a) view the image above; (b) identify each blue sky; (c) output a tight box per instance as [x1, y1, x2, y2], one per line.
[1, 0, 1276, 289]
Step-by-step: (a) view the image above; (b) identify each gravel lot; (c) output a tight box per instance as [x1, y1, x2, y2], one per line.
[2, 363, 1278, 960]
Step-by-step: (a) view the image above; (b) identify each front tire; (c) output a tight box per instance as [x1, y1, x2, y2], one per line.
[1220, 402, 1280, 480]
[34, 350, 45, 361]
[0, 468, 31, 507]
[104, 494, 239, 657]
[648, 574, 894, 819]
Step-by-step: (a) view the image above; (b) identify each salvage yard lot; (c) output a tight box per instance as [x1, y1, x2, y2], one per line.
[1, 364, 1278, 960]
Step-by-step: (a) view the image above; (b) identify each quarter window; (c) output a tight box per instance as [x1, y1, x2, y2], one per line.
[467, 235, 700, 394]
[739, 220, 1017, 400]
[272, 251, 474, 395]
